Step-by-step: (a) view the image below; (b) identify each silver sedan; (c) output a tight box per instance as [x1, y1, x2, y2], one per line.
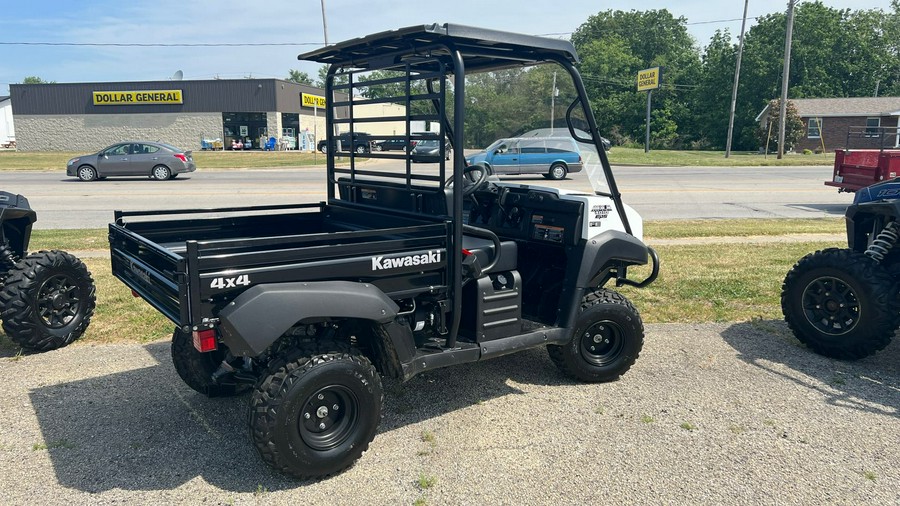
[66, 141, 196, 181]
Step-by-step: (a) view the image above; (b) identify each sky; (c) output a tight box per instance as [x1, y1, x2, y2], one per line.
[0, 0, 892, 96]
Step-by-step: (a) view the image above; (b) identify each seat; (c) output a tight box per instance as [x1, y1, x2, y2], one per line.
[462, 234, 517, 274]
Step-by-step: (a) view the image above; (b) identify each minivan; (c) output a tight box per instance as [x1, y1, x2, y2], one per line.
[465, 136, 583, 180]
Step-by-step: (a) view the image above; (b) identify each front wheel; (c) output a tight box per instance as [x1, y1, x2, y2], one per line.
[320, 145, 328, 155]
[249, 343, 383, 479]
[0, 250, 96, 351]
[781, 248, 900, 359]
[548, 289, 644, 382]
[355, 145, 367, 154]
[152, 165, 172, 180]
[77, 166, 97, 181]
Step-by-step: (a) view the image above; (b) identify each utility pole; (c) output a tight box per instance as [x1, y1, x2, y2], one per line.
[725, 0, 749, 158]
[777, 0, 797, 159]
[550, 71, 557, 133]
[320, 0, 329, 45]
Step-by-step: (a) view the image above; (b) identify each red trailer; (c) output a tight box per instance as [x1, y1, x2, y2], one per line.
[826, 149, 900, 192]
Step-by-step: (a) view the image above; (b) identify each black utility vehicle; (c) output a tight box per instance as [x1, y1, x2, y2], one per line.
[317, 131, 373, 154]
[0, 192, 95, 351]
[109, 24, 658, 479]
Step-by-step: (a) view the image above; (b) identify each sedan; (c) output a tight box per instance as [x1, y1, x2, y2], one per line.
[410, 139, 451, 161]
[66, 141, 196, 181]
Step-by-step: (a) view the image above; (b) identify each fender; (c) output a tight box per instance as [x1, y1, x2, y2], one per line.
[218, 281, 399, 356]
[557, 230, 649, 328]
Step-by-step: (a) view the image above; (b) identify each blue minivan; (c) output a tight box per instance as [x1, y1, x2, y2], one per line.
[465, 136, 583, 180]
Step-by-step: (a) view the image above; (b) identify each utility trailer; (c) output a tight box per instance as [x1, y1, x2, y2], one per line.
[109, 23, 658, 479]
[826, 126, 900, 192]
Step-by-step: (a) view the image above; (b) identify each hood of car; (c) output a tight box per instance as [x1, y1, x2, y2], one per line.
[466, 152, 488, 165]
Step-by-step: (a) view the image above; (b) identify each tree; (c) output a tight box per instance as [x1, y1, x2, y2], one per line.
[286, 70, 313, 85]
[756, 99, 803, 152]
[22, 76, 55, 84]
[570, 9, 702, 148]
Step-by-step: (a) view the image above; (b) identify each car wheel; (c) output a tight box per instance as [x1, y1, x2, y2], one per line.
[320, 145, 328, 155]
[781, 248, 900, 359]
[77, 166, 97, 182]
[0, 250, 96, 351]
[547, 289, 644, 382]
[356, 145, 367, 154]
[152, 165, 172, 180]
[249, 340, 382, 479]
[376, 144, 383, 151]
[548, 163, 567, 180]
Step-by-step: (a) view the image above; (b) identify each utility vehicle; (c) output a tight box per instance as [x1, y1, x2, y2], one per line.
[0, 192, 96, 351]
[783, 179, 900, 359]
[109, 24, 658, 479]
[825, 126, 900, 192]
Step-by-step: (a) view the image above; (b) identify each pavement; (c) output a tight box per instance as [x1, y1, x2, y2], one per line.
[0, 321, 896, 505]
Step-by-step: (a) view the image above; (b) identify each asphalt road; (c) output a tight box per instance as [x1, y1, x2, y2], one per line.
[0, 322, 896, 504]
[2, 164, 851, 229]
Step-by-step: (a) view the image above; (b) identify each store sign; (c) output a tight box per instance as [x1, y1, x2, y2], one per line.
[636, 67, 661, 92]
[92, 90, 184, 105]
[302, 93, 326, 108]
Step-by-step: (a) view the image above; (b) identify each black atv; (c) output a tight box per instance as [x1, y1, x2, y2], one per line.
[782, 180, 900, 359]
[0, 192, 96, 351]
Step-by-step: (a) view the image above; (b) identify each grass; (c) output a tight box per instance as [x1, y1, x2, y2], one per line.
[863, 470, 877, 481]
[417, 473, 437, 490]
[644, 218, 844, 240]
[640, 415, 655, 424]
[0, 219, 843, 348]
[0, 150, 328, 171]
[680, 422, 697, 431]
[32, 439, 76, 451]
[0, 147, 833, 171]
[608, 147, 834, 167]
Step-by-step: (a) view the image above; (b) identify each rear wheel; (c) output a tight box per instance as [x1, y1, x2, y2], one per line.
[152, 165, 172, 180]
[547, 163, 567, 180]
[249, 341, 382, 479]
[781, 248, 900, 359]
[171, 328, 247, 396]
[320, 145, 328, 154]
[0, 250, 96, 351]
[548, 289, 643, 382]
[355, 145, 367, 154]
[77, 166, 97, 181]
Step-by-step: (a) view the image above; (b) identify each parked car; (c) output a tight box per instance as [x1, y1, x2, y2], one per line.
[466, 136, 584, 180]
[66, 141, 195, 181]
[410, 139, 451, 161]
[317, 132, 373, 154]
[374, 138, 412, 151]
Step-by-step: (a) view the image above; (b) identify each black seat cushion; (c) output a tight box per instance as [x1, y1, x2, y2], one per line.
[462, 234, 517, 273]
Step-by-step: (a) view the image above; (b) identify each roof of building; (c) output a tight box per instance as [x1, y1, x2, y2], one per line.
[0, 96, 9, 103]
[756, 97, 900, 121]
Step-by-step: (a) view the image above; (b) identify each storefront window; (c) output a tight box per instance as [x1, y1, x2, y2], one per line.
[223, 112, 267, 149]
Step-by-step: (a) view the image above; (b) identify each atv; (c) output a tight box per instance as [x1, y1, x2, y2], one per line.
[0, 192, 96, 351]
[782, 180, 900, 359]
[109, 24, 658, 479]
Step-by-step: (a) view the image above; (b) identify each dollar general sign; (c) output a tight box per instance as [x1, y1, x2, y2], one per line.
[636, 67, 661, 91]
[302, 93, 326, 108]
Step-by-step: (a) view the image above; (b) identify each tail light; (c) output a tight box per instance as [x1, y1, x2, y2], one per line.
[174, 153, 187, 162]
[192, 329, 218, 352]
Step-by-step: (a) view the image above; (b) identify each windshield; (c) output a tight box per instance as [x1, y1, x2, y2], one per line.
[484, 139, 507, 152]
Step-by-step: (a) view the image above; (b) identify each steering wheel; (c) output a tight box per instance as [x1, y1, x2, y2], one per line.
[446, 163, 490, 197]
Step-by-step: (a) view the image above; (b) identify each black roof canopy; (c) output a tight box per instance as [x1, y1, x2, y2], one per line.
[297, 23, 579, 73]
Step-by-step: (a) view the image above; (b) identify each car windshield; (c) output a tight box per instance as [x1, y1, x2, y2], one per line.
[484, 139, 506, 152]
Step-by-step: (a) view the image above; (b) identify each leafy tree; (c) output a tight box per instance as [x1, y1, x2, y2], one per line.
[286, 69, 313, 85]
[22, 76, 55, 84]
[756, 99, 804, 152]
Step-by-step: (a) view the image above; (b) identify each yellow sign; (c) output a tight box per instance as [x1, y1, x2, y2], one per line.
[92, 90, 183, 105]
[302, 93, 326, 108]
[637, 67, 661, 92]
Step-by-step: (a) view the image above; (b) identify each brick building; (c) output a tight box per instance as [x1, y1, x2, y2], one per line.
[756, 97, 900, 153]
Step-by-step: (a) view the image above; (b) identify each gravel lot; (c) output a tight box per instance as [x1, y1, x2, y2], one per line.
[0, 321, 896, 505]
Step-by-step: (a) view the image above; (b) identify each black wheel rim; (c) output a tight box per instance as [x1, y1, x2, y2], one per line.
[36, 274, 81, 329]
[801, 276, 860, 335]
[579, 320, 624, 366]
[298, 385, 359, 451]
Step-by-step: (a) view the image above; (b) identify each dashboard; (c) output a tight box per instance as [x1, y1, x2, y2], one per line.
[464, 185, 585, 246]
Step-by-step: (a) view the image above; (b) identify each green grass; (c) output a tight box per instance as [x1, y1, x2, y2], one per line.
[608, 147, 834, 167]
[1, 146, 833, 170]
[32, 439, 76, 451]
[644, 218, 845, 240]
[680, 422, 697, 431]
[417, 473, 437, 490]
[640, 415, 655, 424]
[0, 150, 328, 171]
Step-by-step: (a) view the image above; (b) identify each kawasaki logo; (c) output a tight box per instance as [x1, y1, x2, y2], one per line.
[371, 250, 441, 271]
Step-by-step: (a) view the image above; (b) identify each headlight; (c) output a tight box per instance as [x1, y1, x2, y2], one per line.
[67, 158, 79, 166]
